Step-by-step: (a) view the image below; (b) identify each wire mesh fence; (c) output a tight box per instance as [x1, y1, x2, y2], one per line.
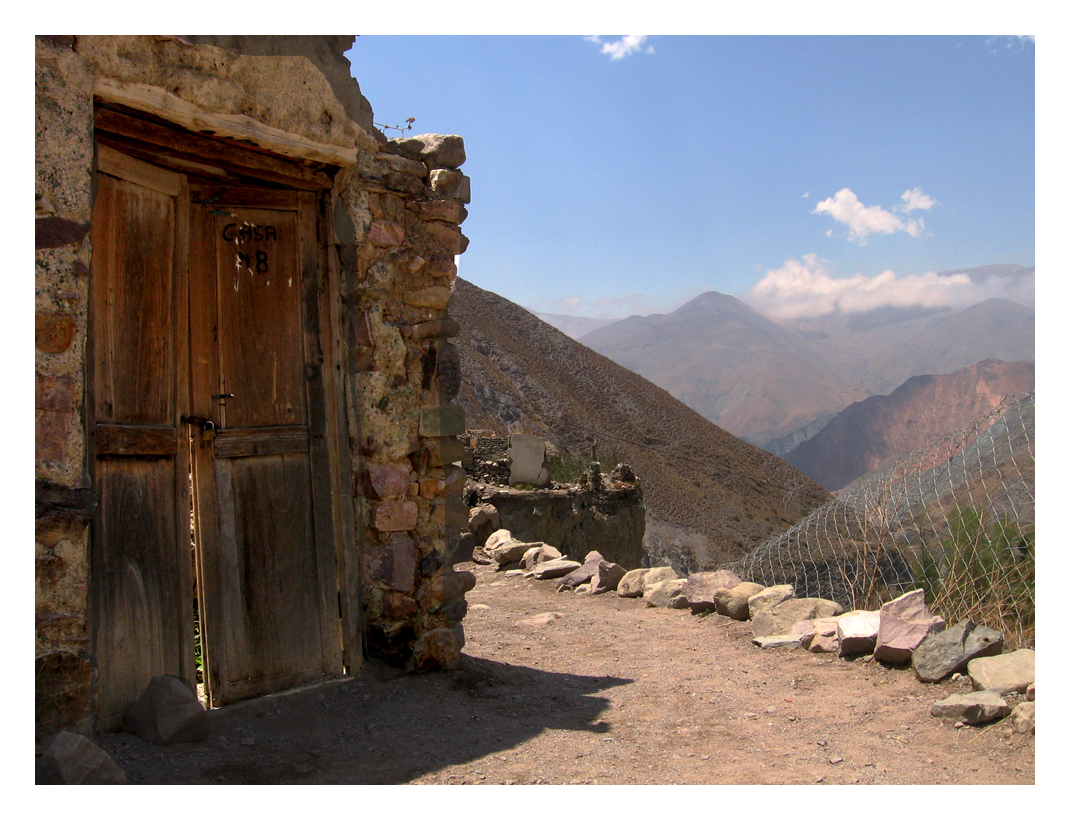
[729, 392, 1035, 648]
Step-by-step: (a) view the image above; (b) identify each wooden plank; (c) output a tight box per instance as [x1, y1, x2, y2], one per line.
[171, 171, 197, 692]
[91, 174, 176, 426]
[92, 460, 187, 730]
[322, 191, 362, 672]
[213, 426, 309, 458]
[95, 108, 335, 191]
[94, 77, 358, 167]
[97, 143, 183, 196]
[215, 206, 306, 429]
[299, 192, 345, 677]
[187, 190, 226, 707]
[95, 424, 178, 456]
[195, 186, 300, 210]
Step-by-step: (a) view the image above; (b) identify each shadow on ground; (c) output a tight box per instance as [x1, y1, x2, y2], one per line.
[96, 655, 633, 784]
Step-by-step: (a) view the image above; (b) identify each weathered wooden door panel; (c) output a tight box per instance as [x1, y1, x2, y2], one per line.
[89, 147, 193, 731]
[190, 186, 343, 706]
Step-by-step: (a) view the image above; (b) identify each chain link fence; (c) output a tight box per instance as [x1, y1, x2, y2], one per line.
[730, 392, 1035, 648]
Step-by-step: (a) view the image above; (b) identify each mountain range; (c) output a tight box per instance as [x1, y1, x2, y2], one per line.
[449, 278, 830, 572]
[575, 265, 1034, 450]
[784, 359, 1035, 491]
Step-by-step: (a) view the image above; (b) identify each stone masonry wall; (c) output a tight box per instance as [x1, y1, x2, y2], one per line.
[35, 35, 470, 736]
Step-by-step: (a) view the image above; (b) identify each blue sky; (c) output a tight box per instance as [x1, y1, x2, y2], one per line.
[348, 35, 1035, 319]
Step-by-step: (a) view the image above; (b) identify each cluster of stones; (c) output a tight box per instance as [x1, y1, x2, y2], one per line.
[494, 547, 1037, 736]
[347, 130, 475, 671]
[461, 460, 645, 571]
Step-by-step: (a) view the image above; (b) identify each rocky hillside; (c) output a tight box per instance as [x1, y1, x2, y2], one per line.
[784, 359, 1035, 491]
[450, 278, 830, 570]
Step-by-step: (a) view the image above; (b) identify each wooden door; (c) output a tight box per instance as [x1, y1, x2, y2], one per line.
[89, 146, 194, 731]
[189, 186, 344, 706]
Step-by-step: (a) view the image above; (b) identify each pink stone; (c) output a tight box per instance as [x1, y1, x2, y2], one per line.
[373, 499, 419, 532]
[367, 462, 411, 498]
[837, 610, 881, 656]
[368, 219, 405, 247]
[874, 589, 946, 664]
[364, 533, 417, 592]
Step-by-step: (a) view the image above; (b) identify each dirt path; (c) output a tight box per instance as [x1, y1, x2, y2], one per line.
[99, 561, 1034, 785]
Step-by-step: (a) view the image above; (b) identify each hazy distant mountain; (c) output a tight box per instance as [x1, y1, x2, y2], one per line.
[579, 267, 1034, 449]
[784, 359, 1035, 491]
[528, 311, 616, 340]
[578, 291, 870, 447]
[450, 278, 830, 571]
[786, 297, 1035, 395]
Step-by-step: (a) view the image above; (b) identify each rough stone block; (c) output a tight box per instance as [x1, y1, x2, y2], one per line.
[508, 434, 548, 487]
[589, 561, 626, 595]
[35, 651, 93, 739]
[36, 217, 90, 249]
[373, 499, 418, 532]
[405, 286, 453, 310]
[967, 649, 1035, 695]
[747, 585, 794, 618]
[522, 543, 562, 570]
[715, 582, 765, 620]
[752, 598, 843, 638]
[683, 569, 744, 613]
[931, 690, 1010, 725]
[368, 219, 405, 246]
[643, 578, 690, 609]
[35, 311, 76, 353]
[1011, 701, 1035, 734]
[874, 589, 946, 664]
[837, 610, 881, 656]
[38, 731, 126, 784]
[410, 627, 461, 672]
[365, 534, 417, 592]
[124, 675, 209, 745]
[752, 635, 803, 650]
[525, 559, 582, 580]
[367, 462, 411, 498]
[913, 620, 1004, 683]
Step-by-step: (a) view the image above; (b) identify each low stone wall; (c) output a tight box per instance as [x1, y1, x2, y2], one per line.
[469, 477, 645, 570]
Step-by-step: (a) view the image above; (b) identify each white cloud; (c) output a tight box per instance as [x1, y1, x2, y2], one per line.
[585, 35, 652, 60]
[898, 187, 938, 213]
[813, 187, 935, 243]
[746, 254, 1034, 320]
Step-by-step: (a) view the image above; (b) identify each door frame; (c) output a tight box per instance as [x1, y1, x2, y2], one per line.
[88, 107, 360, 725]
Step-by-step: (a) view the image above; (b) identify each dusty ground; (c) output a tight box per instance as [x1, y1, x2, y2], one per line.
[98, 561, 1034, 785]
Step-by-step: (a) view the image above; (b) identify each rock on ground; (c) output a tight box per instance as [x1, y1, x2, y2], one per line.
[967, 649, 1035, 695]
[618, 567, 677, 598]
[525, 559, 582, 580]
[1010, 702, 1036, 735]
[752, 598, 843, 639]
[931, 690, 1011, 725]
[874, 589, 945, 664]
[837, 610, 881, 657]
[682, 570, 744, 614]
[913, 620, 1004, 683]
[124, 675, 209, 745]
[747, 585, 794, 618]
[37, 731, 127, 784]
[643, 578, 690, 609]
[715, 582, 764, 620]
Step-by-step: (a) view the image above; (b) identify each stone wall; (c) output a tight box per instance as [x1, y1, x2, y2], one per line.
[468, 467, 646, 570]
[35, 35, 471, 737]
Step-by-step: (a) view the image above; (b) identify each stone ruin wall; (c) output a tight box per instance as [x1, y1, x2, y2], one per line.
[35, 35, 471, 735]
